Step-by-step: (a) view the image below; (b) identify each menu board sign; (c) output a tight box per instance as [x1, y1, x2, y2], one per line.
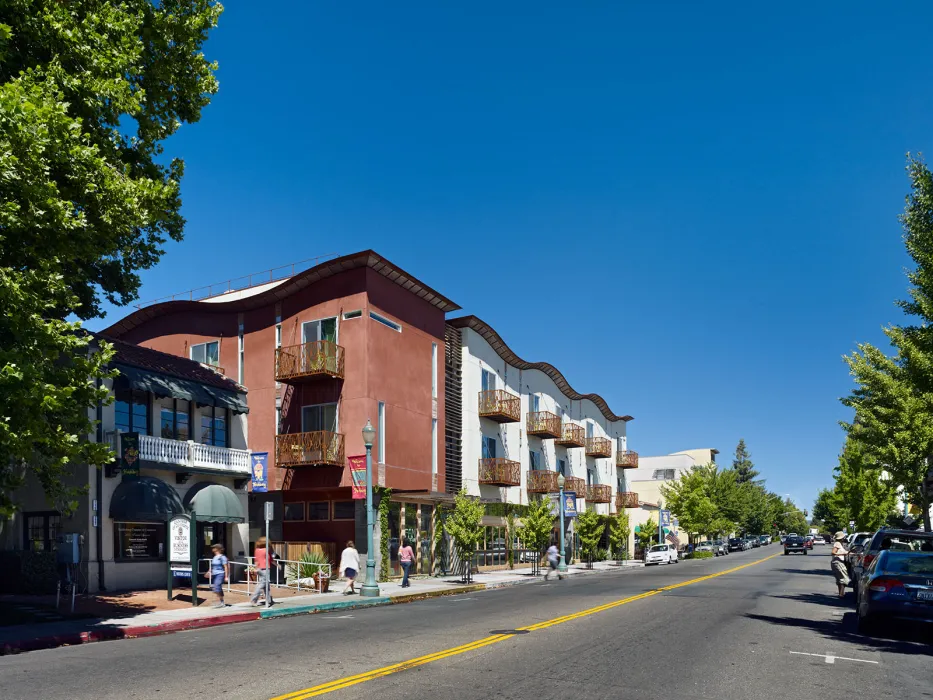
[114, 522, 164, 561]
[169, 515, 190, 563]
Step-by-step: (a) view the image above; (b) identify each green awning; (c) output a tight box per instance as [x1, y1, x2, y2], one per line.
[113, 363, 248, 414]
[109, 476, 185, 521]
[182, 482, 245, 523]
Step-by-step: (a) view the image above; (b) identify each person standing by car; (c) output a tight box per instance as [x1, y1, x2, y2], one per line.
[399, 538, 415, 588]
[831, 531, 851, 598]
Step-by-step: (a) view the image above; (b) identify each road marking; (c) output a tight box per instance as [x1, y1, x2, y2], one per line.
[447, 597, 476, 602]
[271, 553, 779, 700]
[789, 651, 878, 665]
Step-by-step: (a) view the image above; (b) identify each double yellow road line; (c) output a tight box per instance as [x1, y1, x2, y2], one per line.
[272, 553, 779, 700]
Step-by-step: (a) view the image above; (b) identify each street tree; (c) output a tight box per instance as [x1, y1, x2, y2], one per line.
[519, 496, 554, 574]
[608, 510, 631, 561]
[445, 489, 485, 582]
[576, 508, 605, 565]
[732, 439, 760, 484]
[0, 1, 223, 516]
[637, 515, 658, 553]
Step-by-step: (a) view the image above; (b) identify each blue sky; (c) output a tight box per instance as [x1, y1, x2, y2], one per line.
[88, 3, 933, 510]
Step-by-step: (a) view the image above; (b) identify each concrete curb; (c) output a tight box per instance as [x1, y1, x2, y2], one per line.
[0, 562, 638, 655]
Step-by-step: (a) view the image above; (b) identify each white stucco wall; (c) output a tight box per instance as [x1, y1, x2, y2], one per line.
[460, 327, 627, 515]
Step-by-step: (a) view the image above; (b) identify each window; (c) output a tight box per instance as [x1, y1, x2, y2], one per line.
[190, 341, 220, 368]
[113, 522, 164, 561]
[378, 401, 386, 463]
[557, 459, 566, 476]
[529, 394, 539, 413]
[617, 437, 625, 451]
[115, 383, 149, 436]
[481, 369, 496, 393]
[482, 436, 496, 459]
[302, 317, 337, 344]
[529, 450, 541, 470]
[200, 406, 227, 446]
[307, 502, 330, 521]
[343, 310, 362, 320]
[332, 501, 355, 520]
[432, 418, 438, 475]
[370, 311, 401, 332]
[275, 319, 282, 347]
[302, 403, 338, 433]
[586, 422, 595, 439]
[275, 406, 281, 436]
[24, 512, 61, 552]
[160, 398, 189, 441]
[432, 343, 438, 398]
[237, 322, 244, 384]
[283, 503, 305, 521]
[653, 469, 676, 481]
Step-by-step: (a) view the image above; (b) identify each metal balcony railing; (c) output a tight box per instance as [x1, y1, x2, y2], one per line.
[563, 476, 585, 494]
[616, 492, 639, 509]
[478, 390, 521, 423]
[526, 411, 561, 439]
[526, 470, 559, 493]
[586, 485, 612, 503]
[275, 431, 345, 467]
[275, 340, 345, 382]
[616, 450, 639, 469]
[555, 423, 585, 448]
[478, 458, 521, 486]
[585, 437, 612, 458]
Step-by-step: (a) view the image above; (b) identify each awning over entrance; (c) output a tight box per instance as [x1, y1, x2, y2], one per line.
[109, 476, 185, 521]
[182, 482, 245, 523]
[113, 362, 248, 414]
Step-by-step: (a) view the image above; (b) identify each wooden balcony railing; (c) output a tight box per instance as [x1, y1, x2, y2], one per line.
[563, 476, 585, 494]
[555, 423, 585, 448]
[275, 340, 345, 382]
[478, 390, 521, 423]
[526, 411, 561, 439]
[275, 431, 345, 468]
[526, 470, 559, 493]
[585, 437, 612, 458]
[616, 450, 639, 469]
[478, 458, 521, 486]
[616, 492, 639, 509]
[586, 484, 612, 503]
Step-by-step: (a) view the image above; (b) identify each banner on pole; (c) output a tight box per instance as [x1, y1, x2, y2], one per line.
[349, 455, 367, 499]
[660, 509, 671, 527]
[121, 432, 140, 480]
[251, 452, 269, 492]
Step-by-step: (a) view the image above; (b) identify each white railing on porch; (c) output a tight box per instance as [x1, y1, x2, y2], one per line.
[137, 434, 251, 474]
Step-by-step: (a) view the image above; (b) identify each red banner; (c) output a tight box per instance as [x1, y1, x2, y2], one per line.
[349, 455, 367, 499]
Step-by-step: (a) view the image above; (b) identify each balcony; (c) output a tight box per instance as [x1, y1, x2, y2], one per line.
[585, 437, 612, 458]
[526, 411, 561, 439]
[136, 434, 251, 474]
[563, 475, 585, 494]
[478, 458, 521, 486]
[555, 423, 585, 448]
[616, 450, 639, 469]
[275, 431, 345, 468]
[478, 390, 521, 423]
[275, 340, 345, 383]
[616, 492, 639, 509]
[586, 484, 612, 503]
[526, 470, 559, 493]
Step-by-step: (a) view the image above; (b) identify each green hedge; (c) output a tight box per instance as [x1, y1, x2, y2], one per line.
[686, 551, 714, 560]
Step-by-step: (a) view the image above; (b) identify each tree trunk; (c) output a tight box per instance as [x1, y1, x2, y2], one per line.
[921, 480, 931, 533]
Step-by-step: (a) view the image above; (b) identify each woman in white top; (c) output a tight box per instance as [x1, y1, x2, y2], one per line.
[830, 531, 851, 598]
[339, 541, 361, 596]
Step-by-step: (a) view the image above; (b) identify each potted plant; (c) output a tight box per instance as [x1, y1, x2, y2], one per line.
[286, 551, 331, 592]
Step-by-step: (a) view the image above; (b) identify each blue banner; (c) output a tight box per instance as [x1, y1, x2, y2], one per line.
[562, 491, 578, 518]
[251, 452, 269, 493]
[660, 509, 671, 527]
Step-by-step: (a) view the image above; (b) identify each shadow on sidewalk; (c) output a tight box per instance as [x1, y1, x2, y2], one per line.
[745, 613, 933, 656]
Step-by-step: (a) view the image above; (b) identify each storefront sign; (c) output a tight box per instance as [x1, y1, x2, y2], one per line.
[251, 452, 269, 493]
[349, 455, 367, 499]
[121, 432, 140, 480]
[169, 514, 190, 563]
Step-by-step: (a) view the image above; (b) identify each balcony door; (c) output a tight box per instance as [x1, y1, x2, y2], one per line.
[302, 317, 337, 344]
[481, 369, 495, 393]
[586, 422, 594, 439]
[301, 403, 338, 433]
[300, 403, 339, 464]
[529, 394, 539, 413]
[482, 436, 496, 460]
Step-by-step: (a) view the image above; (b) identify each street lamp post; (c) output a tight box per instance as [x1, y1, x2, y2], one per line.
[557, 474, 568, 573]
[360, 420, 380, 597]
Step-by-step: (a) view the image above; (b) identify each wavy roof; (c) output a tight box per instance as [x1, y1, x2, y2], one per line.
[103, 250, 461, 338]
[448, 315, 633, 423]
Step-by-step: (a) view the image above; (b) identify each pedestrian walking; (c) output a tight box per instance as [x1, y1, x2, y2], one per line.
[544, 543, 563, 581]
[205, 543, 228, 608]
[830, 531, 851, 598]
[249, 537, 275, 606]
[339, 540, 361, 596]
[399, 538, 415, 588]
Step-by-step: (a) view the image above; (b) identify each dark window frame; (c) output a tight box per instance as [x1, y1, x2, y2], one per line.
[332, 501, 355, 521]
[23, 511, 61, 552]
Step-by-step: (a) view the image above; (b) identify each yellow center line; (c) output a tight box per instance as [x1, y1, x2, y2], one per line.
[271, 553, 780, 700]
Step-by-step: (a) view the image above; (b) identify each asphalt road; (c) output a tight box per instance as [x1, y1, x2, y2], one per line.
[1, 546, 931, 700]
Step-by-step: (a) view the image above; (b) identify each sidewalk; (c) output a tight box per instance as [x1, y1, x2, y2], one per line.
[0, 560, 641, 655]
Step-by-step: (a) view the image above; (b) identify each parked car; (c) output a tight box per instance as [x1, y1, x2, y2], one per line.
[712, 540, 729, 556]
[855, 550, 933, 634]
[803, 536, 814, 550]
[845, 532, 874, 582]
[728, 537, 745, 552]
[749, 537, 761, 549]
[758, 535, 771, 547]
[852, 528, 933, 586]
[784, 536, 807, 555]
[645, 543, 678, 565]
[694, 541, 715, 555]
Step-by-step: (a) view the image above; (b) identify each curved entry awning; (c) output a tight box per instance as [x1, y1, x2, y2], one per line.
[183, 482, 245, 523]
[110, 476, 185, 521]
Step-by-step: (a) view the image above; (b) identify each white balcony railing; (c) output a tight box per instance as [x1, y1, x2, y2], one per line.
[122, 433, 251, 474]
